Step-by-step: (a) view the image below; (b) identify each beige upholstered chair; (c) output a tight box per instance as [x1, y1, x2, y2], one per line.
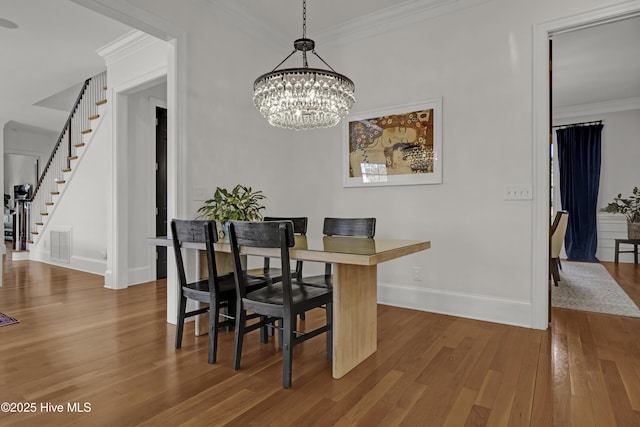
[550, 210, 569, 286]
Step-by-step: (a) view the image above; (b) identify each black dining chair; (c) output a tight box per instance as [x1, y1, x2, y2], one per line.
[245, 216, 308, 283]
[228, 220, 333, 389]
[296, 217, 376, 288]
[171, 219, 267, 364]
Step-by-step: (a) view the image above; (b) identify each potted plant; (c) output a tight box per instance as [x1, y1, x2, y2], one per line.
[197, 184, 266, 238]
[600, 186, 640, 239]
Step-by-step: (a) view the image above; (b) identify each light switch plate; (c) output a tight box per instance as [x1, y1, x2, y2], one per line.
[504, 185, 532, 200]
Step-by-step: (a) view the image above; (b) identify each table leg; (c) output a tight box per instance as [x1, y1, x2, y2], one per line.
[615, 240, 620, 264]
[332, 263, 377, 379]
[635, 243, 639, 264]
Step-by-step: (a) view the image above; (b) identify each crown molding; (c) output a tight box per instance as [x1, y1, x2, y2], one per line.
[208, 0, 490, 50]
[71, 0, 183, 40]
[553, 96, 640, 119]
[317, 0, 491, 48]
[97, 30, 163, 66]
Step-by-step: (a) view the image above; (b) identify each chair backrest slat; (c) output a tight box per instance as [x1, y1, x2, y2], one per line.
[321, 217, 376, 277]
[264, 216, 308, 235]
[323, 217, 376, 238]
[172, 219, 218, 244]
[230, 220, 295, 248]
[171, 219, 219, 288]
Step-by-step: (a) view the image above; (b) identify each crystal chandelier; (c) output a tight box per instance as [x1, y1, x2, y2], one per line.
[253, 0, 355, 130]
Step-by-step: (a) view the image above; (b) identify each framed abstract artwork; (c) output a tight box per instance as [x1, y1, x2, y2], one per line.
[343, 98, 442, 187]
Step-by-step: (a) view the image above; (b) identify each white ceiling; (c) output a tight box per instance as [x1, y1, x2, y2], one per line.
[1, 0, 639, 134]
[0, 0, 131, 132]
[552, 15, 640, 109]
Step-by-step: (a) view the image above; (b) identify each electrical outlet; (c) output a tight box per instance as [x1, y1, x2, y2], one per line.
[413, 266, 422, 281]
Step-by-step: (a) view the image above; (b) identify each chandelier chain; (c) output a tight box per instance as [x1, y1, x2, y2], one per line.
[302, 0, 307, 39]
[302, 0, 308, 67]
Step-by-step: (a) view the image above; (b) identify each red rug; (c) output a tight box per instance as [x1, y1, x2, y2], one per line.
[0, 312, 19, 327]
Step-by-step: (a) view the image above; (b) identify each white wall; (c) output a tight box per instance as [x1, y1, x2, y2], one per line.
[553, 108, 640, 262]
[115, 0, 640, 328]
[597, 109, 640, 210]
[27, 105, 110, 273]
[127, 83, 167, 284]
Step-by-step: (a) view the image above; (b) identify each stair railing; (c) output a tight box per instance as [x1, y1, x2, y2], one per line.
[28, 71, 107, 242]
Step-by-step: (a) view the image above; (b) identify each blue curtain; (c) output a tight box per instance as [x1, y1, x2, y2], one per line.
[556, 124, 603, 262]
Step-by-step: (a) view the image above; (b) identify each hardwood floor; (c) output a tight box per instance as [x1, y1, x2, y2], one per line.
[1, 251, 639, 426]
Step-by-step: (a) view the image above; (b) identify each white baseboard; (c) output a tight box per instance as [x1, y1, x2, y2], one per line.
[378, 282, 533, 328]
[70, 255, 107, 275]
[12, 251, 31, 261]
[27, 250, 106, 276]
[128, 266, 152, 286]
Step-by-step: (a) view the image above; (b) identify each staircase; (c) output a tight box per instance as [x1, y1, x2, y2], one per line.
[27, 71, 107, 244]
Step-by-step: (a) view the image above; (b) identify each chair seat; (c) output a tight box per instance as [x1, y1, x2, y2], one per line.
[183, 273, 266, 301]
[245, 282, 332, 312]
[245, 267, 296, 282]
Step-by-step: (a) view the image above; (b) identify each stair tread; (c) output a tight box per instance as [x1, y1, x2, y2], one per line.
[81, 129, 92, 135]
[96, 99, 107, 106]
[74, 143, 85, 148]
[88, 114, 100, 120]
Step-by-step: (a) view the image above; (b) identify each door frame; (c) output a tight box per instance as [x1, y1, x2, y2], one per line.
[532, 1, 640, 329]
[75, 0, 188, 324]
[152, 100, 168, 280]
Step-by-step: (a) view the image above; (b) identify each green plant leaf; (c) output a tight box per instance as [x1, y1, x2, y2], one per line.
[195, 184, 266, 222]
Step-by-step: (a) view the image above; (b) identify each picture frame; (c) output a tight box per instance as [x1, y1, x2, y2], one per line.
[343, 98, 442, 187]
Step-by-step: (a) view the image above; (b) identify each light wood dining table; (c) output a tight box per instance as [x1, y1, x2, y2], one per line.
[148, 234, 430, 379]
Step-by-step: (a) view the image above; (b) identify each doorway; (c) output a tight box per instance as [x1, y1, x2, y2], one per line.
[156, 107, 168, 279]
[533, 4, 640, 328]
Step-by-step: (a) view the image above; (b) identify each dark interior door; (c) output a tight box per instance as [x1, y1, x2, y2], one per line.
[548, 39, 553, 323]
[156, 107, 168, 279]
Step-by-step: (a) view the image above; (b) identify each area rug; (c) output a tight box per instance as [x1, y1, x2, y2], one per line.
[552, 261, 640, 318]
[0, 312, 19, 327]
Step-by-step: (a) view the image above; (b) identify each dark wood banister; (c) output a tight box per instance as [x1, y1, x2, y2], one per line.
[32, 77, 91, 200]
